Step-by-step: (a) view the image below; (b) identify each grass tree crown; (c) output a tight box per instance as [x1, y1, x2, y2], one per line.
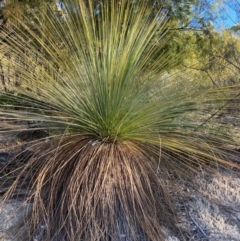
[1, 0, 198, 143]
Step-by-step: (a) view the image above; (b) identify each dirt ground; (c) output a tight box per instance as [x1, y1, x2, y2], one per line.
[175, 171, 240, 241]
[0, 130, 240, 241]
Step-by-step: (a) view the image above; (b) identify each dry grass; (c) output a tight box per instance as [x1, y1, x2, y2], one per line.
[1, 135, 177, 241]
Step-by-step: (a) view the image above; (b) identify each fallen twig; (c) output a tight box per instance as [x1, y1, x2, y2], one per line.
[188, 213, 209, 240]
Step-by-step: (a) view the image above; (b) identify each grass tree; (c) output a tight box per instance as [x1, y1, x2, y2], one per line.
[0, 0, 239, 240]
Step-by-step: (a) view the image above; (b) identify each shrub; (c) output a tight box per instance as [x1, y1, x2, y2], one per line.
[0, 1, 239, 240]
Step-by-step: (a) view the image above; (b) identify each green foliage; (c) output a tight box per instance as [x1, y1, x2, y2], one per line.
[0, 1, 239, 241]
[1, 0, 56, 27]
[185, 28, 240, 87]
